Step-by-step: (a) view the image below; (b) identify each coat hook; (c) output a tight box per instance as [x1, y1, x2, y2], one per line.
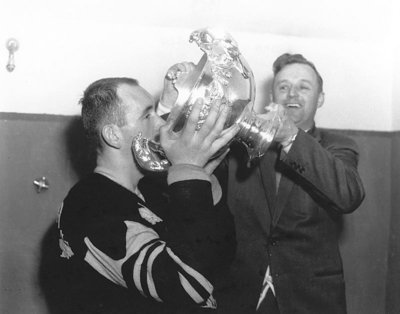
[33, 177, 50, 193]
[6, 38, 19, 72]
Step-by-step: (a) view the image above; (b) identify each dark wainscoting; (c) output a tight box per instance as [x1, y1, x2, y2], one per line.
[0, 112, 398, 314]
[387, 131, 400, 314]
[326, 129, 399, 314]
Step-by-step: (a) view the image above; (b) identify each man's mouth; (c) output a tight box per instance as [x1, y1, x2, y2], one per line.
[285, 103, 301, 109]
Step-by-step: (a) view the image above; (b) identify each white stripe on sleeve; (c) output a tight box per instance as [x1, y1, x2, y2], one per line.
[146, 243, 166, 302]
[84, 220, 216, 309]
[178, 272, 205, 304]
[166, 247, 215, 308]
[133, 243, 147, 296]
[84, 237, 127, 287]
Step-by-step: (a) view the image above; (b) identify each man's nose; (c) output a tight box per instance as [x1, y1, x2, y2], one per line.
[156, 114, 167, 128]
[288, 86, 298, 97]
[154, 114, 167, 135]
[152, 115, 165, 142]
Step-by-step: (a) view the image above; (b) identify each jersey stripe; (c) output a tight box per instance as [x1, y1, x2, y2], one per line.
[166, 247, 215, 307]
[84, 237, 127, 287]
[146, 242, 166, 302]
[178, 272, 207, 304]
[83, 220, 216, 308]
[140, 241, 164, 298]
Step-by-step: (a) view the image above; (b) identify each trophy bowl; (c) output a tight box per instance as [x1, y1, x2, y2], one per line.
[133, 28, 280, 172]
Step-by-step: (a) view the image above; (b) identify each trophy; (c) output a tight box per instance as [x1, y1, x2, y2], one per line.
[133, 28, 280, 172]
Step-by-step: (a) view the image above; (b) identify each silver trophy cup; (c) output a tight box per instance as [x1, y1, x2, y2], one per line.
[133, 28, 280, 172]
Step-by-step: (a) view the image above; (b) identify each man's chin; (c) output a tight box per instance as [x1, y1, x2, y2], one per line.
[286, 111, 301, 122]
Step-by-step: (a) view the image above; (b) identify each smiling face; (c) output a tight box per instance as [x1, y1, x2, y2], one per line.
[272, 63, 324, 131]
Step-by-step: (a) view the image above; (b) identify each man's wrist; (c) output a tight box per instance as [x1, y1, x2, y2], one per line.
[167, 164, 210, 185]
[281, 131, 298, 149]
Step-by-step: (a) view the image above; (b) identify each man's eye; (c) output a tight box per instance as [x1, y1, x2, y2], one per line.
[279, 85, 288, 91]
[144, 113, 151, 119]
[300, 85, 311, 90]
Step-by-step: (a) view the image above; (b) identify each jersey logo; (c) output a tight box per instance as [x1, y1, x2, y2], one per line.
[138, 206, 163, 225]
[57, 202, 75, 259]
[59, 237, 74, 259]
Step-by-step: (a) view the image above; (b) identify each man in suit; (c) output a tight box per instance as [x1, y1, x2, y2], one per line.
[226, 53, 365, 313]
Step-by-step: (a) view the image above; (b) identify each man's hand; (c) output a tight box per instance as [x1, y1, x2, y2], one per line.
[160, 99, 239, 168]
[262, 103, 298, 147]
[159, 62, 196, 113]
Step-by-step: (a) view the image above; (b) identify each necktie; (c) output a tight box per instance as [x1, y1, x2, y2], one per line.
[256, 266, 280, 313]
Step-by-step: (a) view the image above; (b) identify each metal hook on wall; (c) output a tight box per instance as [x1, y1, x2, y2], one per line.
[33, 176, 50, 193]
[6, 38, 19, 72]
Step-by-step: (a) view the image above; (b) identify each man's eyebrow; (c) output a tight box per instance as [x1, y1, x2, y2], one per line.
[139, 105, 153, 118]
[276, 79, 313, 84]
[275, 79, 289, 85]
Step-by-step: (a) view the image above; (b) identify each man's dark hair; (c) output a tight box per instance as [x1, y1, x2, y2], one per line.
[273, 53, 324, 92]
[79, 77, 139, 150]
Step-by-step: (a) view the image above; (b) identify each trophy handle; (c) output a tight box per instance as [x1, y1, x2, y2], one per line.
[174, 54, 209, 108]
[235, 104, 280, 161]
[132, 133, 170, 172]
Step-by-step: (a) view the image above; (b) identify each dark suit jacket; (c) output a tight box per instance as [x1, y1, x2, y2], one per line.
[221, 127, 365, 314]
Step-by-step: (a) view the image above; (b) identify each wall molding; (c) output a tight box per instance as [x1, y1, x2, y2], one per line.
[0, 112, 78, 122]
[1, 112, 399, 135]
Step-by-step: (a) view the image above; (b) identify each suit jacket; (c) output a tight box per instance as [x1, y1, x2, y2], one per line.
[222, 127, 365, 314]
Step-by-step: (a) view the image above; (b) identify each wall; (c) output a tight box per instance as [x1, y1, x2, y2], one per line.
[338, 130, 393, 313]
[0, 114, 80, 313]
[1, 0, 399, 313]
[387, 15, 400, 310]
[386, 133, 400, 314]
[0, 0, 398, 131]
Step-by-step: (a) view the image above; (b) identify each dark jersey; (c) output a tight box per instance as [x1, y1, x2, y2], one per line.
[57, 172, 235, 313]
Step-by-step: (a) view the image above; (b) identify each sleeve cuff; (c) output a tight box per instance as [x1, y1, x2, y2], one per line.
[210, 174, 222, 205]
[167, 164, 211, 185]
[281, 132, 298, 153]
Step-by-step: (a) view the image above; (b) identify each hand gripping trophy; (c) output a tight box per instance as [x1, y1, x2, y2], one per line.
[133, 28, 280, 172]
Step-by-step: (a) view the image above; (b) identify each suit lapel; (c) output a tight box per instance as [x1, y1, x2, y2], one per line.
[272, 126, 321, 227]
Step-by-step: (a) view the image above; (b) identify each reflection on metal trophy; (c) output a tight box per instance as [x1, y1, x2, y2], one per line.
[133, 28, 280, 172]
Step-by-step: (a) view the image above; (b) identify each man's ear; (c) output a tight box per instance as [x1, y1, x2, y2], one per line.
[101, 124, 122, 149]
[317, 92, 325, 108]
